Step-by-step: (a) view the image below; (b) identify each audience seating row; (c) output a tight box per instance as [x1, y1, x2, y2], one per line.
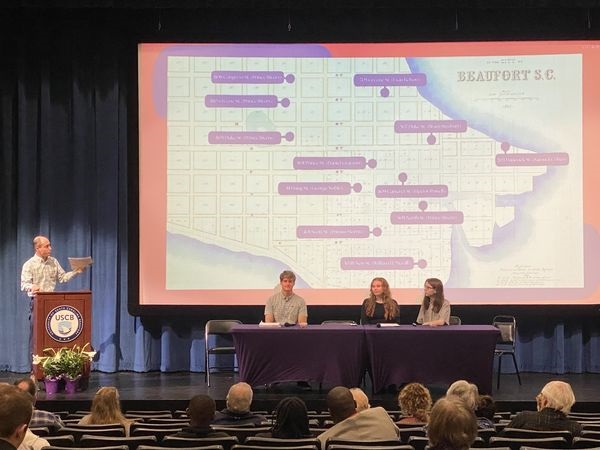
[33, 406, 600, 450]
[35, 432, 600, 450]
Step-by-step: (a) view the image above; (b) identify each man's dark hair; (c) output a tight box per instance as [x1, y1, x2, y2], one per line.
[0, 385, 33, 438]
[187, 394, 216, 427]
[475, 394, 496, 420]
[14, 378, 37, 397]
[327, 386, 356, 423]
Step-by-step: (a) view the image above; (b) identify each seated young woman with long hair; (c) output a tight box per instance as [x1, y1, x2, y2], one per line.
[360, 277, 399, 325]
[78, 386, 135, 436]
[416, 278, 450, 326]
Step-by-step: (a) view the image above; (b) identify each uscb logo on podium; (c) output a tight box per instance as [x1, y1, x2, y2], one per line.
[46, 305, 84, 342]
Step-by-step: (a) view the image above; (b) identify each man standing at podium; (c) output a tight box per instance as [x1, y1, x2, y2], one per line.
[20, 235, 83, 298]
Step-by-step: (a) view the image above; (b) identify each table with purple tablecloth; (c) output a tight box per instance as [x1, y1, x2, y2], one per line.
[231, 324, 367, 387]
[364, 325, 500, 394]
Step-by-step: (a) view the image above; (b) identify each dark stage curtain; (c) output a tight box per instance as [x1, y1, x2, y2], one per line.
[1, 14, 599, 376]
[0, 22, 138, 372]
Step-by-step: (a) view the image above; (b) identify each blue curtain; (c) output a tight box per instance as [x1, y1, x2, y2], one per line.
[1, 17, 599, 376]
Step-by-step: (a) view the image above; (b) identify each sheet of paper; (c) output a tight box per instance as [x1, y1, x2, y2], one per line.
[68, 256, 93, 271]
[258, 321, 281, 327]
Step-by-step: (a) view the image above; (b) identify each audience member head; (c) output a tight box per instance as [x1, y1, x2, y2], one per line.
[327, 386, 356, 423]
[88, 386, 127, 424]
[272, 396, 310, 439]
[429, 396, 477, 450]
[537, 380, 576, 414]
[350, 387, 370, 412]
[14, 378, 37, 404]
[0, 384, 33, 448]
[475, 395, 496, 420]
[446, 380, 479, 411]
[187, 394, 216, 427]
[226, 382, 253, 414]
[398, 382, 432, 423]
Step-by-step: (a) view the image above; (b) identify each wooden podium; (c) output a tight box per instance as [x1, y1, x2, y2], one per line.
[32, 291, 92, 379]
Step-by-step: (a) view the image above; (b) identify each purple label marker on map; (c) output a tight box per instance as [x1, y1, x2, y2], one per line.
[211, 71, 292, 84]
[208, 131, 291, 145]
[278, 182, 355, 195]
[340, 257, 415, 270]
[353, 73, 427, 87]
[394, 120, 467, 133]
[293, 157, 368, 170]
[205, 95, 280, 108]
[297, 225, 371, 239]
[390, 211, 464, 224]
[375, 185, 448, 198]
[495, 152, 569, 166]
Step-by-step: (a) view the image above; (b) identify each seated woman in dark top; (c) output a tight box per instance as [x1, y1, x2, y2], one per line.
[258, 396, 312, 439]
[360, 277, 399, 325]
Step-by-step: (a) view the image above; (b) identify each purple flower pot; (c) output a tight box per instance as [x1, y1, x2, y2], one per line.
[44, 378, 60, 395]
[64, 377, 80, 394]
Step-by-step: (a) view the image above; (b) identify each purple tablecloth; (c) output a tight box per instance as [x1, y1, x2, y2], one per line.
[364, 325, 500, 394]
[231, 324, 367, 387]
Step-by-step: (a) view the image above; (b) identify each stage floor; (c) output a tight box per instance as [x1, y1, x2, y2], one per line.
[2, 371, 599, 413]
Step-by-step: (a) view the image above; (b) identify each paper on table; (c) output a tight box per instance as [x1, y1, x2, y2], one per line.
[377, 323, 400, 327]
[68, 256, 93, 271]
[258, 321, 282, 327]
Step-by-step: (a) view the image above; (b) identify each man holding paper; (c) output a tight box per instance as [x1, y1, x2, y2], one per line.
[20, 235, 85, 297]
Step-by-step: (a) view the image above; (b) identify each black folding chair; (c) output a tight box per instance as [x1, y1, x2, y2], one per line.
[205, 320, 242, 387]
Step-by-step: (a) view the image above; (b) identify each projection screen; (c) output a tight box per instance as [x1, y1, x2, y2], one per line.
[137, 41, 600, 306]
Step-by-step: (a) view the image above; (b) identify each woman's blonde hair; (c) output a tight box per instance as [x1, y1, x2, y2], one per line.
[88, 387, 128, 425]
[540, 380, 576, 414]
[446, 380, 478, 411]
[398, 382, 432, 423]
[350, 387, 370, 413]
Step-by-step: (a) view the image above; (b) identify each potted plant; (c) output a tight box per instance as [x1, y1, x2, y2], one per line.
[33, 343, 96, 394]
[33, 349, 63, 394]
[61, 344, 95, 393]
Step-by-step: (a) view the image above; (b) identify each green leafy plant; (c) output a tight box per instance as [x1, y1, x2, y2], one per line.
[33, 343, 95, 380]
[36, 349, 63, 380]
